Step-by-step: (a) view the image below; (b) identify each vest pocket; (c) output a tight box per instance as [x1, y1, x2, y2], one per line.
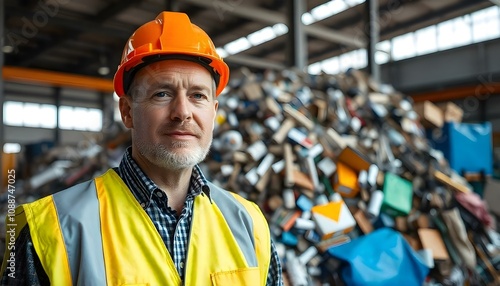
[210, 267, 261, 286]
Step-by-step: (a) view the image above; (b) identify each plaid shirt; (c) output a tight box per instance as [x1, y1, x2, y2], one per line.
[117, 148, 283, 285]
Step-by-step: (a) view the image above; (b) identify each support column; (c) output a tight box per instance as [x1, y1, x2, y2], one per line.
[54, 87, 61, 145]
[286, 0, 307, 71]
[165, 0, 179, 11]
[366, 0, 380, 83]
[101, 92, 115, 135]
[0, 0, 5, 173]
[479, 98, 487, 123]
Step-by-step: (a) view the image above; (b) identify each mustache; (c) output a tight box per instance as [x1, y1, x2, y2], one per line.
[161, 122, 202, 136]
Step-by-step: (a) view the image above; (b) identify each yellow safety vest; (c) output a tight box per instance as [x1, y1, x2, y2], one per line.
[6, 169, 271, 285]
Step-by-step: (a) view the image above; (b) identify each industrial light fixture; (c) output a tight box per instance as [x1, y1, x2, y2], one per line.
[2, 45, 14, 53]
[3, 143, 21, 154]
[98, 66, 110, 76]
[98, 52, 110, 76]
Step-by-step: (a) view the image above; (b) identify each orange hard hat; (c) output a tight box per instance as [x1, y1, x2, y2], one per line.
[113, 11, 229, 97]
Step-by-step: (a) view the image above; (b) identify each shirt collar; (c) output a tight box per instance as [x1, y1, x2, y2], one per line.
[117, 147, 212, 206]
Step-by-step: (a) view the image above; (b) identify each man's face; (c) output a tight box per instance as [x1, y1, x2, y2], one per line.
[119, 59, 218, 170]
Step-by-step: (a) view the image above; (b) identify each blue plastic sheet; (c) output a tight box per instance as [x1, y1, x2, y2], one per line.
[327, 228, 429, 286]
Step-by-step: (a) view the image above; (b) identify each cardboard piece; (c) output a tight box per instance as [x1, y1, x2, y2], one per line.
[293, 170, 315, 191]
[413, 100, 444, 129]
[283, 104, 315, 130]
[437, 102, 463, 123]
[337, 146, 371, 173]
[403, 233, 422, 251]
[434, 171, 471, 193]
[242, 82, 264, 100]
[273, 119, 295, 144]
[418, 228, 450, 261]
[354, 209, 373, 234]
[316, 235, 351, 253]
[265, 97, 282, 116]
[331, 146, 372, 199]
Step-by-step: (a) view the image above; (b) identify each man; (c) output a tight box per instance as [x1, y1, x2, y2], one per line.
[1, 11, 283, 285]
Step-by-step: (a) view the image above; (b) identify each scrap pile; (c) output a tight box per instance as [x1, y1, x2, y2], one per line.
[203, 68, 500, 286]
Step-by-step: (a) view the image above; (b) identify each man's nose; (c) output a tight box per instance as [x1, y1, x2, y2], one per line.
[170, 95, 192, 121]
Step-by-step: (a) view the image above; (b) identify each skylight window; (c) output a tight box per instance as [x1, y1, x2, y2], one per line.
[4, 101, 56, 128]
[415, 26, 437, 55]
[308, 62, 322, 75]
[344, 0, 365, 6]
[302, 13, 315, 25]
[307, 0, 357, 24]
[272, 23, 289, 36]
[216, 1, 364, 57]
[4, 101, 23, 126]
[24, 103, 43, 127]
[454, 16, 472, 46]
[39, 104, 57, 128]
[437, 19, 456, 50]
[59, 106, 102, 131]
[321, 57, 340, 74]
[248, 27, 276, 46]
[472, 6, 500, 42]
[310, 1, 348, 22]
[224, 37, 252, 55]
[392, 33, 416, 60]
[214, 1, 498, 75]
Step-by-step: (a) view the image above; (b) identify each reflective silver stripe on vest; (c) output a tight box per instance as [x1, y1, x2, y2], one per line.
[207, 183, 257, 267]
[52, 180, 106, 286]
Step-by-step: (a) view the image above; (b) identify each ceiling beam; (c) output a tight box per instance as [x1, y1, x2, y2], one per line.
[15, 0, 138, 67]
[410, 83, 500, 103]
[380, 0, 492, 40]
[257, 0, 491, 66]
[303, 25, 364, 48]
[224, 54, 286, 70]
[5, 6, 132, 39]
[207, 0, 287, 48]
[3, 66, 114, 93]
[184, 0, 365, 48]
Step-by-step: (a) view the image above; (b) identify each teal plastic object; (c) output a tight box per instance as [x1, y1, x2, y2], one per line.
[381, 172, 413, 217]
[327, 228, 429, 286]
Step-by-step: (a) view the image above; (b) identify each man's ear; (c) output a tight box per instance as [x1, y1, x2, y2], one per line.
[119, 96, 133, 128]
[211, 100, 219, 132]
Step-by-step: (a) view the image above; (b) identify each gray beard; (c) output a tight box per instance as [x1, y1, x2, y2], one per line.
[136, 139, 211, 170]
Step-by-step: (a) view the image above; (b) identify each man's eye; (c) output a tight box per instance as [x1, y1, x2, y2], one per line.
[193, 93, 205, 99]
[154, 92, 169, 98]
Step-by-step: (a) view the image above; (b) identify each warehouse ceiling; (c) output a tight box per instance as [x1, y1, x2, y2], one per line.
[3, 0, 495, 82]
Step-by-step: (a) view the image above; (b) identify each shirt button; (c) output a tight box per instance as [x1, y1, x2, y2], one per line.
[157, 192, 163, 198]
[180, 262, 184, 268]
[140, 202, 146, 208]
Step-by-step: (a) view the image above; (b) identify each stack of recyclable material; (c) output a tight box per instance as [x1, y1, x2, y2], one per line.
[203, 67, 500, 286]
